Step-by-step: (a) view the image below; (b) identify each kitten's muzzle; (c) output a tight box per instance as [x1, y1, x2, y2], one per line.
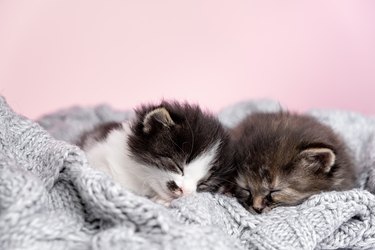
[166, 180, 196, 198]
[252, 195, 267, 214]
[253, 207, 264, 214]
[166, 180, 184, 197]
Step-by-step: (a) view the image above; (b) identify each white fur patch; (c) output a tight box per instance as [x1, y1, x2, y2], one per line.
[84, 123, 153, 196]
[181, 142, 220, 194]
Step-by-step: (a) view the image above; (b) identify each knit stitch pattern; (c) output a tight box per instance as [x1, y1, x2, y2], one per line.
[1, 96, 375, 250]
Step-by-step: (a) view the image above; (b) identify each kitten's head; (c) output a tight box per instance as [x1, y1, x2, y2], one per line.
[128, 101, 229, 201]
[231, 112, 356, 213]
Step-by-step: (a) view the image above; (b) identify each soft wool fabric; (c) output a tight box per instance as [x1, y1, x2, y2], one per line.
[1, 96, 375, 250]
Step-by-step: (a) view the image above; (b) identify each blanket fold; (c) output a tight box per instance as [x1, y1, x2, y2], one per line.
[1, 96, 375, 250]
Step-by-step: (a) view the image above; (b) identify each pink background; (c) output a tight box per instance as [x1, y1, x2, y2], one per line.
[1, 1, 374, 119]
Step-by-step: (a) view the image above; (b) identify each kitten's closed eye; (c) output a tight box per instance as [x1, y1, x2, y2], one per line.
[196, 182, 209, 192]
[265, 193, 273, 203]
[233, 187, 252, 207]
[196, 175, 229, 193]
[236, 188, 251, 199]
[264, 189, 282, 205]
[160, 157, 184, 175]
[268, 189, 280, 199]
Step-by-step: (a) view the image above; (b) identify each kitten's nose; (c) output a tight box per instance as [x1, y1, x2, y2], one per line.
[252, 196, 266, 214]
[253, 206, 265, 214]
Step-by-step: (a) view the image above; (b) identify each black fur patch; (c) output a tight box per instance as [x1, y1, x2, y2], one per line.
[166, 181, 180, 192]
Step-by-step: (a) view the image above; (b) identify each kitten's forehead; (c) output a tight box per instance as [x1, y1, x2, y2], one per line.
[237, 163, 284, 191]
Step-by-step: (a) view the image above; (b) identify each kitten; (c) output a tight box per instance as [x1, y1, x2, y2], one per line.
[78, 101, 230, 204]
[230, 112, 356, 213]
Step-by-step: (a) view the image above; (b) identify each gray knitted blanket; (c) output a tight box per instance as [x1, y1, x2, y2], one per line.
[1, 96, 375, 250]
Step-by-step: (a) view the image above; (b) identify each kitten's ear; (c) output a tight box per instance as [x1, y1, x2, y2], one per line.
[142, 107, 175, 133]
[299, 148, 336, 173]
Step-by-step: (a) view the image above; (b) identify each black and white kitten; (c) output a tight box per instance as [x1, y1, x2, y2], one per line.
[78, 101, 231, 204]
[230, 112, 357, 213]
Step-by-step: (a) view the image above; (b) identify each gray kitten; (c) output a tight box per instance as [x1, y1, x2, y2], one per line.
[230, 112, 357, 213]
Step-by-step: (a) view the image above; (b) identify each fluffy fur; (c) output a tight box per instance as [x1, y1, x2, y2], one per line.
[230, 112, 357, 213]
[78, 101, 231, 203]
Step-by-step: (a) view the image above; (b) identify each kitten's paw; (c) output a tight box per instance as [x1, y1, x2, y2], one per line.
[151, 196, 171, 207]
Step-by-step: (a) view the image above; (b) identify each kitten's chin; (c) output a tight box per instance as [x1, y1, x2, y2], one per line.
[151, 195, 172, 207]
[247, 206, 272, 214]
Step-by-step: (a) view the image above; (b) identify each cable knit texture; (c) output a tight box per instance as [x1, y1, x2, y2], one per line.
[1, 96, 375, 250]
